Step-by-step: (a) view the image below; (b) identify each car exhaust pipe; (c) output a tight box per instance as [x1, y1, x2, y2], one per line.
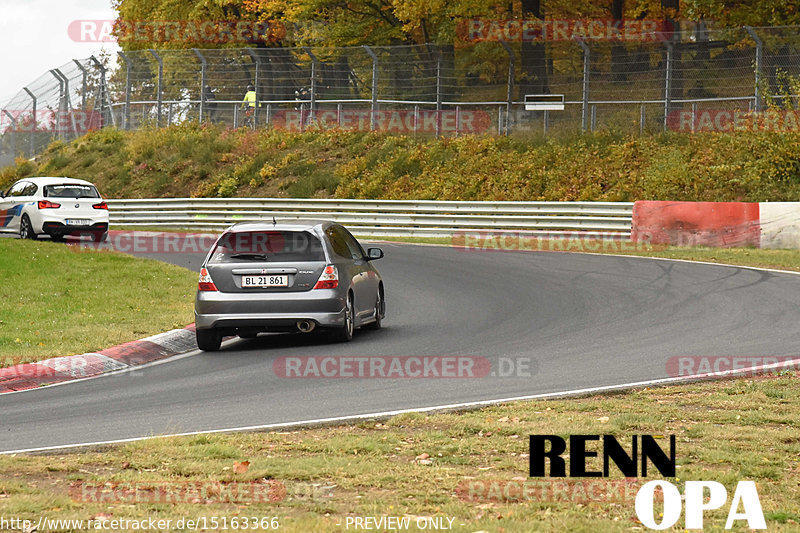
[297, 320, 316, 333]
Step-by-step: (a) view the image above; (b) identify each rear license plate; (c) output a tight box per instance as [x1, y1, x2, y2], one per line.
[242, 275, 289, 288]
[65, 219, 92, 226]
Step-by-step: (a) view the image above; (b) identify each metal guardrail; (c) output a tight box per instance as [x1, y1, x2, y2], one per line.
[106, 198, 634, 238]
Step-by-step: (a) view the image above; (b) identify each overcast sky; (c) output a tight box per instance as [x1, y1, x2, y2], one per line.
[0, 0, 119, 105]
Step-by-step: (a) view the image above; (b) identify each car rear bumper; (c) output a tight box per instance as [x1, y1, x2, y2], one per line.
[194, 289, 347, 330]
[41, 221, 108, 236]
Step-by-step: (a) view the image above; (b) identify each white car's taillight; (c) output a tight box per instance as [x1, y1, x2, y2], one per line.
[313, 265, 339, 289]
[198, 267, 218, 291]
[38, 200, 60, 209]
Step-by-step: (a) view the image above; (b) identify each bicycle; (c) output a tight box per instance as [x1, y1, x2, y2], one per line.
[242, 107, 255, 129]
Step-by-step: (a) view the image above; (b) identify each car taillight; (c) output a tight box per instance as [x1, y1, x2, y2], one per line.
[198, 268, 218, 291]
[93, 201, 108, 210]
[313, 265, 339, 289]
[38, 200, 60, 209]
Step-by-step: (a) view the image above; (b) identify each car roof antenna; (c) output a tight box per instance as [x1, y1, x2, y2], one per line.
[272, 215, 276, 225]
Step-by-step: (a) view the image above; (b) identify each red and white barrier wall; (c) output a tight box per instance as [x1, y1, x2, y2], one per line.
[631, 201, 800, 249]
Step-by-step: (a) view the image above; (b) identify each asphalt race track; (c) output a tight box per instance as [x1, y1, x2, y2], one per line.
[3, 242, 800, 452]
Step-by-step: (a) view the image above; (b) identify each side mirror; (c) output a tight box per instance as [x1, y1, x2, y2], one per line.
[366, 247, 384, 260]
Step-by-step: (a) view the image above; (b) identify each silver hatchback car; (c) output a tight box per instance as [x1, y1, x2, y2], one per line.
[194, 220, 385, 351]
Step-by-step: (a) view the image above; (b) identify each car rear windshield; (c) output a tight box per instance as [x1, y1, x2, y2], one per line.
[209, 230, 326, 263]
[44, 184, 100, 199]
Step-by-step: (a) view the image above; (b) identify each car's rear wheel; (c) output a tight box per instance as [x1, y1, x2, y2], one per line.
[333, 292, 354, 342]
[364, 286, 383, 330]
[196, 328, 222, 351]
[19, 215, 37, 240]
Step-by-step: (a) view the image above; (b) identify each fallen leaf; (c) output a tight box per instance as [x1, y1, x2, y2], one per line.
[233, 461, 250, 474]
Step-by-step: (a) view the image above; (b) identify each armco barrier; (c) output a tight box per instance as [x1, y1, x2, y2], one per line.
[631, 201, 761, 247]
[105, 198, 634, 238]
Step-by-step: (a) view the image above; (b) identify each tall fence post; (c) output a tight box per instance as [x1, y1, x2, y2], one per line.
[499, 40, 514, 136]
[118, 51, 132, 129]
[2, 110, 17, 158]
[363, 46, 378, 131]
[498, 105, 503, 135]
[49, 70, 67, 141]
[744, 26, 763, 112]
[640, 104, 646, 135]
[149, 49, 163, 127]
[247, 49, 262, 126]
[89, 56, 113, 129]
[436, 53, 442, 136]
[304, 47, 318, 123]
[663, 42, 673, 131]
[23, 88, 36, 157]
[73, 60, 88, 110]
[193, 48, 207, 123]
[578, 39, 590, 133]
[56, 68, 79, 140]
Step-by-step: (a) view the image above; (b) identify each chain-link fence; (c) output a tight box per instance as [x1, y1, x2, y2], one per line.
[2, 26, 800, 168]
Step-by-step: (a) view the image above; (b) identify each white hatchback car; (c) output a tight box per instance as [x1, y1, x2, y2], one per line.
[0, 177, 109, 241]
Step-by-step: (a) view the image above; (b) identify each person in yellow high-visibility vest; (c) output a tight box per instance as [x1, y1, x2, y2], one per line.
[241, 84, 259, 128]
[241, 84, 257, 111]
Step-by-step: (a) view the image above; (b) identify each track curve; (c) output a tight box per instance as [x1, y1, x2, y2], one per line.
[3, 243, 800, 452]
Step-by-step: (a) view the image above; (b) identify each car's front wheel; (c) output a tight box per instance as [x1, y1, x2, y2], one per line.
[19, 215, 37, 240]
[332, 292, 354, 342]
[196, 328, 222, 351]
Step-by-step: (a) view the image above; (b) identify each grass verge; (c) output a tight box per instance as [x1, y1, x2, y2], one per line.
[1, 375, 798, 531]
[0, 238, 196, 365]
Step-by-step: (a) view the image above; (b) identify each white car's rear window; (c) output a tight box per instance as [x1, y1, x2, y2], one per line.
[44, 184, 100, 199]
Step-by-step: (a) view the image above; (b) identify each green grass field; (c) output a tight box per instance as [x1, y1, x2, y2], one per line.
[0, 238, 196, 365]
